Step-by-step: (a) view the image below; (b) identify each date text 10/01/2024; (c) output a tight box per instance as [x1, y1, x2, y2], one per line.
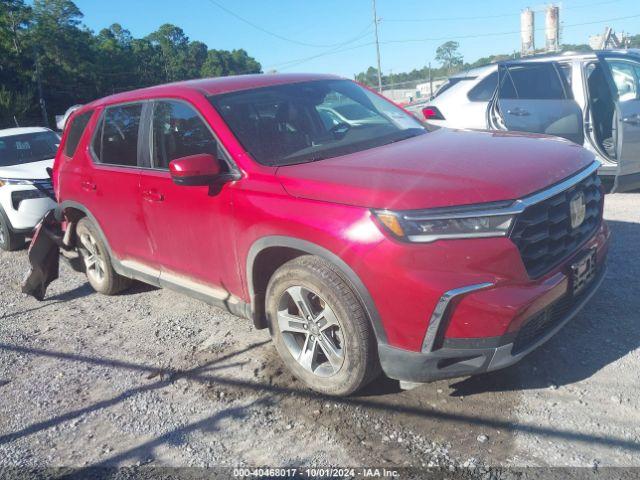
[232, 467, 400, 477]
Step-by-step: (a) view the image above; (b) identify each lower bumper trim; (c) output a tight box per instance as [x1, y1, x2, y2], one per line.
[378, 265, 606, 383]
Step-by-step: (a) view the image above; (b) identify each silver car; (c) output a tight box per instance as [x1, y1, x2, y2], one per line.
[406, 50, 640, 192]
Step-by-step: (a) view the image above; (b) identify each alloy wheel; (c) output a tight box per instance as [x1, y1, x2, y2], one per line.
[276, 286, 345, 377]
[79, 231, 106, 283]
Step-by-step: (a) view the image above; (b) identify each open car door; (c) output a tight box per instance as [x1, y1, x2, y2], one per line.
[487, 61, 584, 146]
[597, 52, 640, 192]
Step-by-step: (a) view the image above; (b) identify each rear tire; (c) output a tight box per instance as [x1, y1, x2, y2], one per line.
[76, 218, 131, 295]
[0, 209, 26, 252]
[266, 255, 380, 396]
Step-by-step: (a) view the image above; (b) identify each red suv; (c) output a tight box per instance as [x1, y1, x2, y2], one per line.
[45, 74, 608, 395]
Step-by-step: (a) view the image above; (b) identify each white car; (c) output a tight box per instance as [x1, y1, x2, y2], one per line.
[0, 127, 58, 251]
[406, 50, 640, 192]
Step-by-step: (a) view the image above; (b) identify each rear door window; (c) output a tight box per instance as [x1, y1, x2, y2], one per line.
[64, 110, 93, 157]
[501, 63, 567, 99]
[92, 103, 143, 167]
[150, 100, 219, 170]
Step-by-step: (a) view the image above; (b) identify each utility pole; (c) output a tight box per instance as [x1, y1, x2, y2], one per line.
[428, 62, 433, 98]
[372, 0, 383, 93]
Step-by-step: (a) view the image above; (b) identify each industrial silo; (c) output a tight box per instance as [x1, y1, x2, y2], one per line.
[545, 5, 560, 52]
[521, 8, 535, 56]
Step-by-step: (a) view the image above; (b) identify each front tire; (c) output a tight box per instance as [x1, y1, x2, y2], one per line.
[0, 209, 26, 251]
[76, 218, 131, 295]
[266, 255, 380, 396]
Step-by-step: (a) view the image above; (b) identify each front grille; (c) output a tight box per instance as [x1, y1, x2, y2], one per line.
[512, 268, 601, 354]
[510, 172, 603, 278]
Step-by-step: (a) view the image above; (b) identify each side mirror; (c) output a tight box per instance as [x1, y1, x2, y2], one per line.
[169, 153, 223, 186]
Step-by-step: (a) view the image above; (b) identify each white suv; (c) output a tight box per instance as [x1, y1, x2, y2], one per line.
[406, 50, 640, 192]
[0, 127, 58, 251]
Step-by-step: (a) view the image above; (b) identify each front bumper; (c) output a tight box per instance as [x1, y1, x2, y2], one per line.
[379, 264, 606, 383]
[0, 185, 56, 231]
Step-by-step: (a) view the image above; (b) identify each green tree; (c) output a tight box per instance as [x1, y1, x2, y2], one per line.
[0, 0, 262, 128]
[0, 86, 34, 127]
[435, 41, 463, 74]
[201, 48, 261, 77]
[147, 23, 190, 81]
[186, 40, 208, 78]
[29, 0, 96, 120]
[94, 24, 137, 94]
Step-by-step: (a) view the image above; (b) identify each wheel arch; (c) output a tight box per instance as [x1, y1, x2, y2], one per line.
[246, 236, 387, 344]
[57, 200, 116, 262]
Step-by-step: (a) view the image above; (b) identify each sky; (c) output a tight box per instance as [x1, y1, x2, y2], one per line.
[73, 0, 639, 81]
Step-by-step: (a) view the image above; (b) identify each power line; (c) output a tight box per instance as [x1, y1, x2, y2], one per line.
[204, 0, 372, 49]
[264, 11, 639, 75]
[260, 24, 376, 71]
[380, 12, 640, 45]
[267, 41, 375, 72]
[384, 0, 622, 23]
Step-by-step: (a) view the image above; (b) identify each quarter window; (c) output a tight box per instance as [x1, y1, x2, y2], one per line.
[151, 100, 218, 169]
[64, 110, 93, 157]
[92, 104, 143, 166]
[468, 72, 498, 102]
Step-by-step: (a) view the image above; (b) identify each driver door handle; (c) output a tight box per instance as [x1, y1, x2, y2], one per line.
[507, 108, 530, 117]
[622, 114, 640, 126]
[142, 190, 164, 202]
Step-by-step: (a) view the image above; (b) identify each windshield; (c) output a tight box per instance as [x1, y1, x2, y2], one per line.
[0, 131, 60, 167]
[209, 79, 426, 166]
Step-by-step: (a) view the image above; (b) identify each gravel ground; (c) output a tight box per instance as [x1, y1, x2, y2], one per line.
[0, 193, 639, 476]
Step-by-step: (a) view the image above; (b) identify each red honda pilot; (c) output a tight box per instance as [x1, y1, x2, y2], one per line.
[45, 74, 608, 395]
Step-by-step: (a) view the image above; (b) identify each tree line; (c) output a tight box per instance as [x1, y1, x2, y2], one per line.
[356, 36, 640, 91]
[0, 0, 262, 129]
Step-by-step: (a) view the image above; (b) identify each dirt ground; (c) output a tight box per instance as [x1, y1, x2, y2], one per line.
[0, 193, 639, 476]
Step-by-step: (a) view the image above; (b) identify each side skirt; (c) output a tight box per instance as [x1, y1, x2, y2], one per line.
[115, 259, 252, 321]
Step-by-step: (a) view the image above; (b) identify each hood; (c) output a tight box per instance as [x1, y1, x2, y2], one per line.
[276, 128, 595, 210]
[0, 159, 54, 181]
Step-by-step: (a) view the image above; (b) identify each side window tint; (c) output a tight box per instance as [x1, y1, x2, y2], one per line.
[93, 104, 142, 166]
[152, 100, 218, 170]
[605, 60, 640, 101]
[498, 71, 518, 99]
[468, 72, 498, 102]
[507, 63, 565, 99]
[64, 110, 93, 157]
[558, 63, 573, 87]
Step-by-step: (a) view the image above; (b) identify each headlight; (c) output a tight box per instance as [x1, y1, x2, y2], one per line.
[0, 178, 34, 187]
[373, 202, 516, 243]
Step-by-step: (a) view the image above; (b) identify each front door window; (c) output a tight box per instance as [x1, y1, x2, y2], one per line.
[151, 100, 219, 169]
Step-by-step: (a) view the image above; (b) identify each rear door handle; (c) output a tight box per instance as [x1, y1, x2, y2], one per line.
[622, 114, 640, 126]
[507, 108, 530, 117]
[81, 181, 96, 191]
[142, 190, 164, 202]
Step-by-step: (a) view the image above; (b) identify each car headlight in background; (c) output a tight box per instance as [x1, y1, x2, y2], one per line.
[373, 202, 516, 243]
[0, 178, 35, 188]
